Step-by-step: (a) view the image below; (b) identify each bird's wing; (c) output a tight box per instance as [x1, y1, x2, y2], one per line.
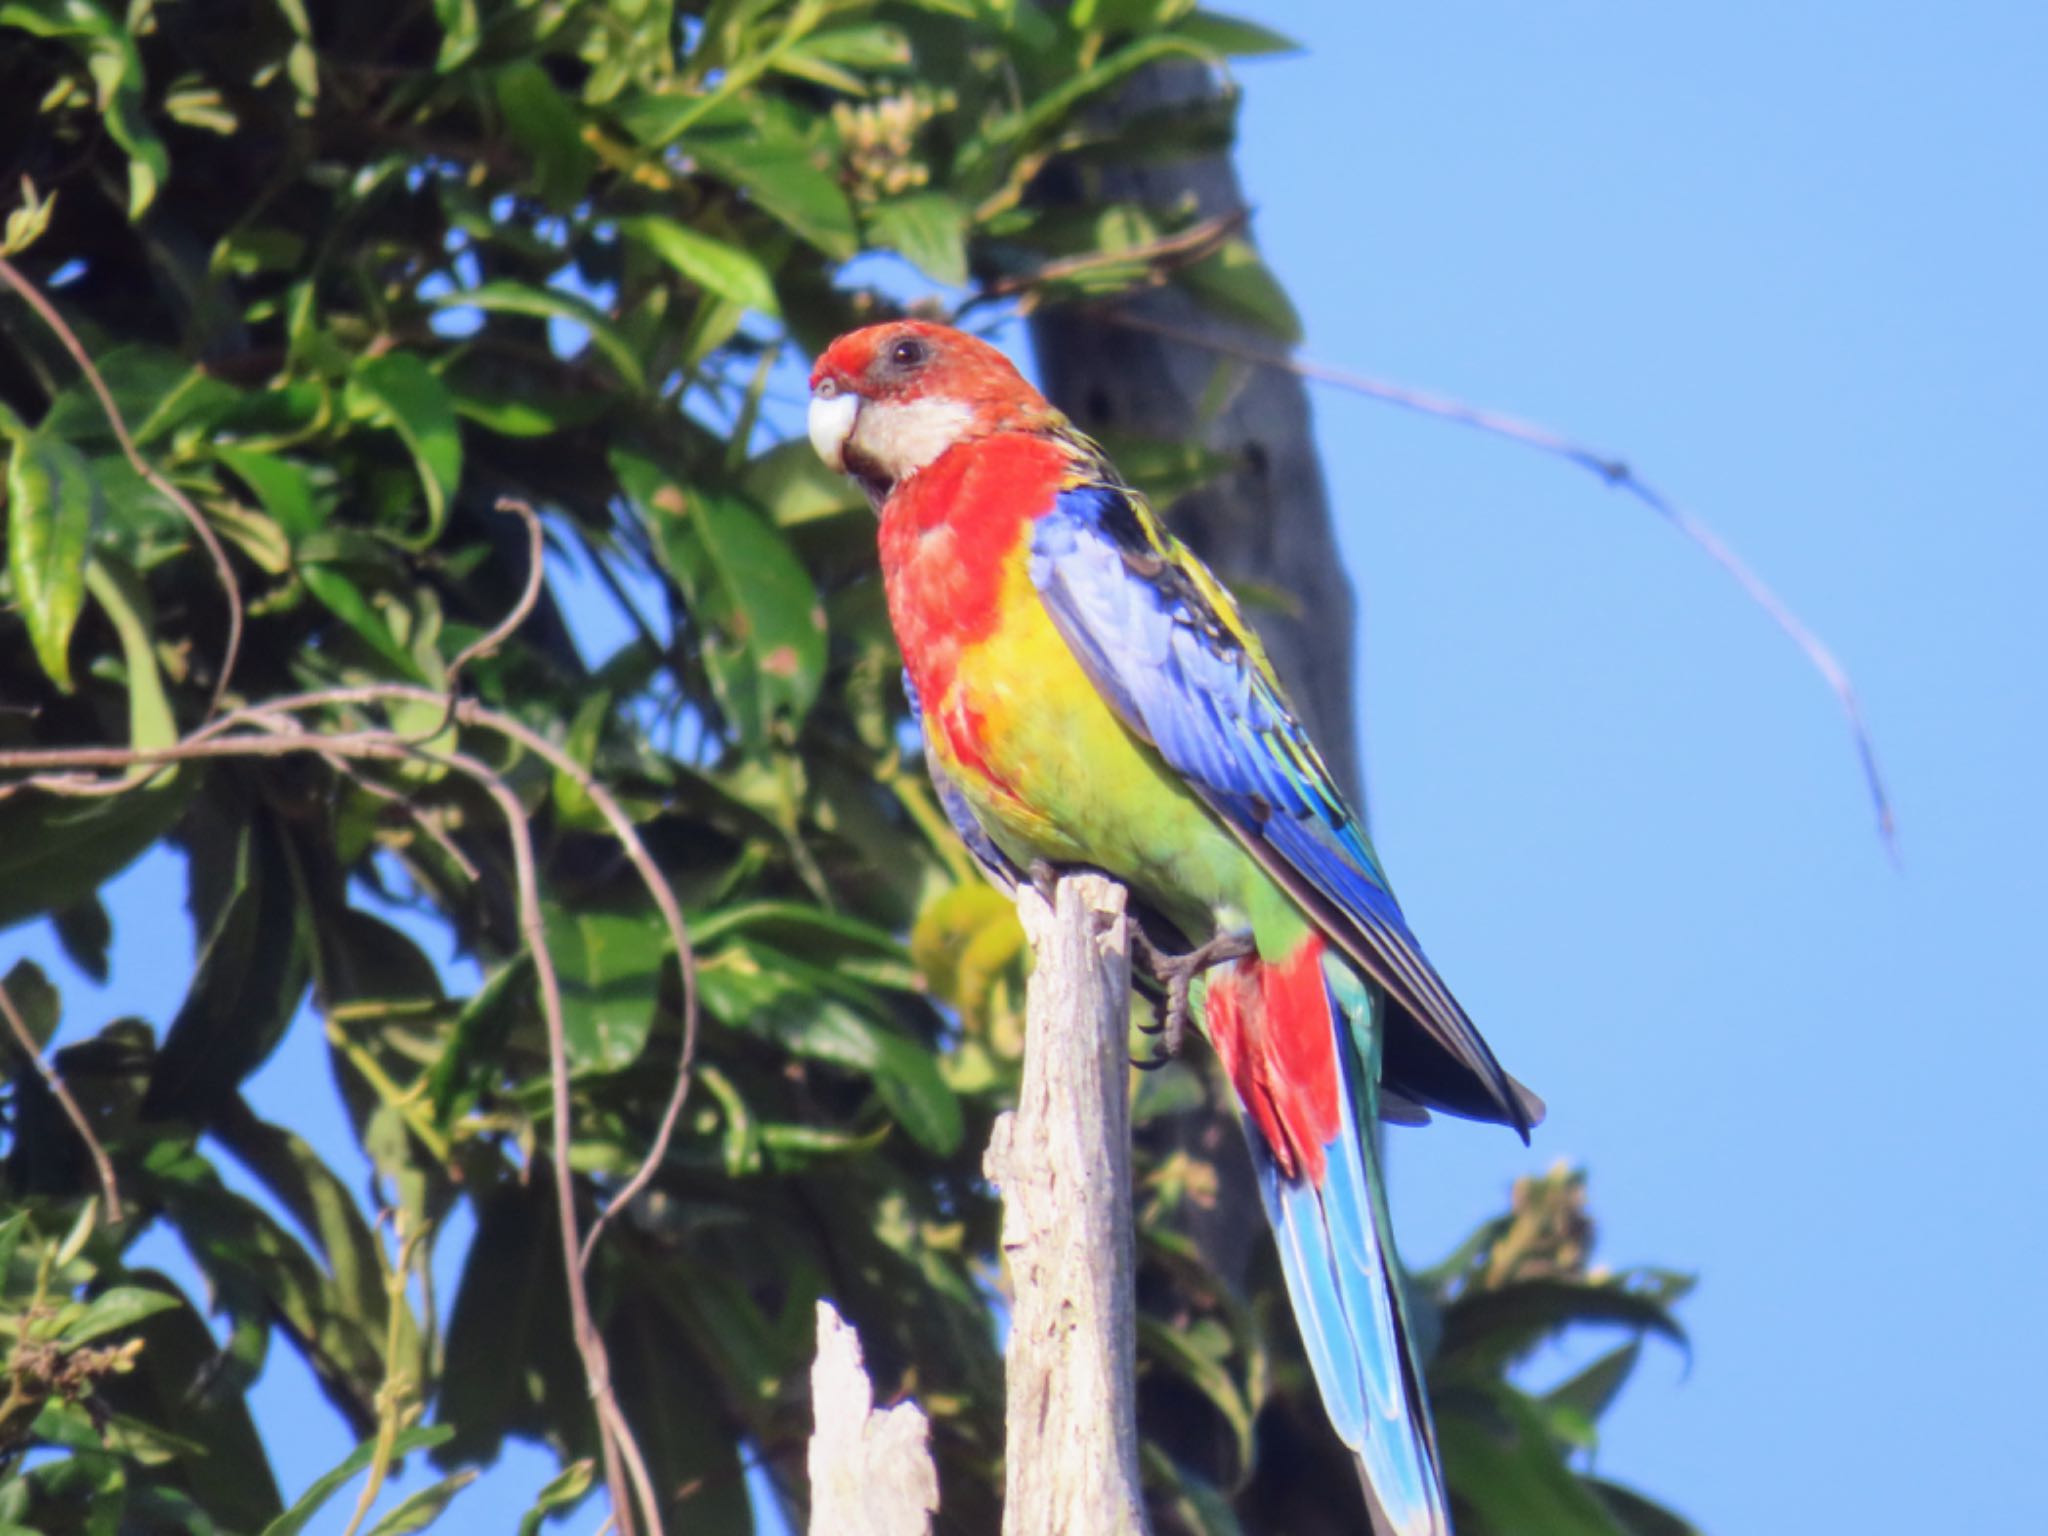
[1028, 468, 1540, 1135]
[905, 669, 1021, 891]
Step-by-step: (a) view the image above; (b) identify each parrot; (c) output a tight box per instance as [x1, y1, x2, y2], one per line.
[808, 319, 1542, 1536]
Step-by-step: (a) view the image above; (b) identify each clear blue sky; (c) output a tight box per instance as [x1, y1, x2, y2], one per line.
[12, 4, 2047, 1531]
[1250, 5, 2046, 1533]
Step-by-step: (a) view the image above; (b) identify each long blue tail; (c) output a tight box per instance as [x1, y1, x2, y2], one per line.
[1208, 942, 1451, 1536]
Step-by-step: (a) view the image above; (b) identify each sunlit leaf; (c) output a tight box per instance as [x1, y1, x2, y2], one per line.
[63, 1285, 180, 1344]
[620, 215, 780, 316]
[6, 425, 98, 691]
[345, 353, 462, 545]
[619, 451, 826, 748]
[432, 280, 645, 390]
[686, 133, 860, 259]
[544, 905, 665, 1073]
[364, 1469, 477, 1535]
[259, 1426, 454, 1536]
[866, 193, 970, 287]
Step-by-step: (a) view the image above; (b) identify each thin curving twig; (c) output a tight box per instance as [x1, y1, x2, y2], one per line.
[183, 682, 703, 1270]
[443, 497, 548, 695]
[1098, 309, 1900, 860]
[0, 976, 122, 1222]
[437, 747, 662, 1536]
[0, 256, 245, 721]
[951, 208, 1250, 323]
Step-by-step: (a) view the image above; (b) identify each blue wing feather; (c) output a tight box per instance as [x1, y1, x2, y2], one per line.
[1253, 961, 1450, 1536]
[904, 669, 1021, 891]
[1029, 479, 1539, 1134]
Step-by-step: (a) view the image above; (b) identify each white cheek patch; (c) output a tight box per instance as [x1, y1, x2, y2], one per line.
[855, 398, 976, 480]
[808, 392, 859, 471]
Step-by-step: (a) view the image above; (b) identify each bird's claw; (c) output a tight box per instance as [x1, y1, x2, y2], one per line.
[1128, 928, 1255, 1064]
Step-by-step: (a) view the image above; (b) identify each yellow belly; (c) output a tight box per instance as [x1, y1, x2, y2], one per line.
[927, 571, 1252, 937]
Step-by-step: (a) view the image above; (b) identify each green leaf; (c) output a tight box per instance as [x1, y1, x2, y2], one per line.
[6, 426, 99, 691]
[1543, 1338, 1642, 1430]
[1138, 1313, 1255, 1476]
[259, 1425, 454, 1536]
[700, 945, 961, 1154]
[741, 436, 867, 526]
[494, 60, 596, 209]
[686, 135, 860, 259]
[345, 353, 462, 544]
[543, 906, 665, 1073]
[865, 193, 970, 287]
[1438, 1385, 1630, 1536]
[1438, 1277, 1688, 1377]
[961, 35, 1210, 182]
[82, 556, 177, 760]
[1173, 10, 1302, 57]
[432, 280, 645, 390]
[1587, 1478, 1706, 1536]
[1178, 238, 1303, 343]
[294, 543, 425, 680]
[796, 23, 912, 71]
[431, 0, 479, 70]
[91, 1278, 284, 1528]
[54, 1194, 97, 1266]
[1, 958, 59, 1050]
[0, 3, 175, 217]
[425, 959, 529, 1125]
[62, 1285, 180, 1344]
[364, 1470, 477, 1535]
[620, 216, 781, 316]
[516, 1460, 595, 1536]
[0, 772, 193, 930]
[604, 1288, 755, 1532]
[434, 1179, 582, 1470]
[619, 453, 826, 748]
[143, 811, 313, 1120]
[214, 445, 320, 538]
[212, 1096, 391, 1349]
[867, 1029, 964, 1155]
[51, 897, 111, 983]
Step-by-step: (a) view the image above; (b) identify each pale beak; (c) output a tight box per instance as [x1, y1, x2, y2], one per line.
[807, 384, 859, 473]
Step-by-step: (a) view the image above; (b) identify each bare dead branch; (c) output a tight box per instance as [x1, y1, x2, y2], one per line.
[807, 1302, 938, 1536]
[1099, 309, 1900, 861]
[0, 976, 122, 1223]
[0, 256, 245, 721]
[954, 209, 1250, 321]
[986, 875, 1151, 1536]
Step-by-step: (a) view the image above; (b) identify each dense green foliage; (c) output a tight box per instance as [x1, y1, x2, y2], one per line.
[0, 2, 1696, 1531]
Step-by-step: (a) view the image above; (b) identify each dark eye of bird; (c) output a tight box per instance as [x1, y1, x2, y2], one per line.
[889, 337, 928, 369]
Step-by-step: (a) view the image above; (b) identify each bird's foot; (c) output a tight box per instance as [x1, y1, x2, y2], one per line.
[1129, 928, 1256, 1066]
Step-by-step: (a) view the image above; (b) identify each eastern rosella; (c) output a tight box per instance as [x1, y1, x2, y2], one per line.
[809, 321, 1542, 1536]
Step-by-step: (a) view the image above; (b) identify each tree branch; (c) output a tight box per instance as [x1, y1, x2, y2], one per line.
[0, 977, 121, 1222]
[985, 875, 1151, 1536]
[1101, 307, 1900, 862]
[806, 1302, 938, 1536]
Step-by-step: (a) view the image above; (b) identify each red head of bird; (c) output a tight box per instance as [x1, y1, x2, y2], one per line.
[808, 321, 1061, 504]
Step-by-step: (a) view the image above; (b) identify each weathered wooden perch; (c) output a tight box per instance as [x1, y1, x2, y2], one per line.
[985, 874, 1153, 1536]
[807, 874, 1151, 1535]
[807, 1301, 939, 1536]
